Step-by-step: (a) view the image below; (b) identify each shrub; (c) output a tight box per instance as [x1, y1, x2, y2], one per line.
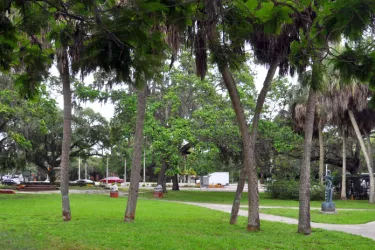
[266, 180, 325, 201]
[310, 184, 326, 201]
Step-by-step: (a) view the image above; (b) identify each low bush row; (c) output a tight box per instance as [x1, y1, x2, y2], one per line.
[265, 180, 325, 201]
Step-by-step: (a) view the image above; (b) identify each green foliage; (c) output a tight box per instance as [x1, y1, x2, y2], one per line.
[266, 180, 325, 201]
[254, 2, 293, 34]
[322, 0, 375, 41]
[259, 120, 303, 153]
[8, 132, 31, 150]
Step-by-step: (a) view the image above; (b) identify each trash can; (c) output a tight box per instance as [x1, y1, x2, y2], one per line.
[153, 185, 163, 198]
[110, 184, 119, 198]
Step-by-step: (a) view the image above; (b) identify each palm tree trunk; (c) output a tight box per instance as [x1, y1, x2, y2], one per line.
[124, 87, 147, 222]
[341, 131, 347, 200]
[57, 47, 72, 221]
[365, 131, 374, 201]
[318, 120, 324, 185]
[348, 110, 375, 203]
[298, 87, 317, 235]
[221, 67, 260, 231]
[365, 131, 374, 169]
[229, 58, 278, 225]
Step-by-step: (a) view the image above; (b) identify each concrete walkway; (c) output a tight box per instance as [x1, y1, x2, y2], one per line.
[182, 202, 375, 241]
[241, 205, 375, 211]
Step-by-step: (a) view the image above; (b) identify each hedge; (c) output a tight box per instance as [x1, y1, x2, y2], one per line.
[265, 180, 325, 201]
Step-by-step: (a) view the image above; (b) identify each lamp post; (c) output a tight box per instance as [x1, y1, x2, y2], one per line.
[143, 146, 146, 186]
[78, 157, 81, 180]
[143, 136, 147, 186]
[85, 161, 87, 180]
[124, 158, 127, 186]
[106, 156, 109, 185]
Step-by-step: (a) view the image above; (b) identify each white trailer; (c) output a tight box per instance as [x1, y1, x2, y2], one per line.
[201, 172, 229, 186]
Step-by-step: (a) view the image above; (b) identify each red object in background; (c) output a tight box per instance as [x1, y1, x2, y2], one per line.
[153, 191, 163, 198]
[99, 177, 124, 183]
[110, 191, 119, 198]
[0, 189, 16, 194]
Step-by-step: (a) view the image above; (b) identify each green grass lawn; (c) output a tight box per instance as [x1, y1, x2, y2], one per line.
[138, 190, 375, 209]
[1, 194, 374, 249]
[259, 208, 375, 224]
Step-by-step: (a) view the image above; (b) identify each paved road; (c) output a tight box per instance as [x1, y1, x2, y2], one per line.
[182, 202, 375, 241]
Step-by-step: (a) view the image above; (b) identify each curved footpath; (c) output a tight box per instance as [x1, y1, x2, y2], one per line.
[181, 202, 375, 241]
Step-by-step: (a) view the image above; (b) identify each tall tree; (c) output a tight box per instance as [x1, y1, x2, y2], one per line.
[56, 46, 72, 221]
[124, 86, 148, 221]
[229, 6, 306, 224]
[190, 0, 306, 230]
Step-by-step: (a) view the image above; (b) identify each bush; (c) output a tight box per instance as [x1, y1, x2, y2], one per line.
[266, 180, 325, 201]
[310, 184, 326, 201]
[0, 184, 10, 189]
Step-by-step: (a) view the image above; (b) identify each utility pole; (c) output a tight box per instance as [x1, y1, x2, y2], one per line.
[143, 147, 146, 186]
[124, 158, 127, 186]
[85, 161, 87, 179]
[106, 156, 109, 185]
[78, 157, 81, 180]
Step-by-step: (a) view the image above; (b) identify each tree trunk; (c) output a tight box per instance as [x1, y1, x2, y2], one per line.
[57, 47, 72, 221]
[157, 160, 168, 193]
[318, 120, 324, 185]
[148, 162, 155, 182]
[124, 87, 147, 222]
[298, 87, 317, 235]
[229, 59, 279, 225]
[365, 131, 374, 202]
[221, 67, 259, 231]
[172, 174, 180, 191]
[48, 167, 56, 184]
[341, 131, 347, 200]
[230, 167, 246, 225]
[365, 131, 374, 169]
[348, 110, 375, 203]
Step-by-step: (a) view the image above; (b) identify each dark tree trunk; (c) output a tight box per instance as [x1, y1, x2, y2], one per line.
[124, 87, 147, 222]
[48, 167, 56, 184]
[57, 47, 72, 221]
[298, 87, 317, 235]
[172, 174, 180, 191]
[157, 160, 168, 193]
[229, 59, 279, 225]
[148, 162, 156, 182]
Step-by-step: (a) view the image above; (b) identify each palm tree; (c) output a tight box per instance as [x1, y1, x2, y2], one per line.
[289, 61, 323, 235]
[323, 84, 375, 202]
[56, 46, 72, 221]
